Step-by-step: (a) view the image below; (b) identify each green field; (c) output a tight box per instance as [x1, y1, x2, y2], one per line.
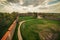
[19, 16, 34, 21]
[0, 13, 60, 40]
[20, 19, 60, 40]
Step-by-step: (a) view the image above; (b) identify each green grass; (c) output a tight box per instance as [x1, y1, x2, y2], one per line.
[20, 19, 60, 40]
[12, 23, 19, 40]
[19, 16, 34, 21]
[12, 16, 34, 40]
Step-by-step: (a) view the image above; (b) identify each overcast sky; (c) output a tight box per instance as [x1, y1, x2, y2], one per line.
[0, 0, 60, 13]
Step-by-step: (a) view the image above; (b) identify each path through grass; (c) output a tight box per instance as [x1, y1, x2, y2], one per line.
[20, 19, 60, 40]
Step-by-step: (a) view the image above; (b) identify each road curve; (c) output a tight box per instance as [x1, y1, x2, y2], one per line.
[18, 21, 25, 40]
[18, 19, 34, 40]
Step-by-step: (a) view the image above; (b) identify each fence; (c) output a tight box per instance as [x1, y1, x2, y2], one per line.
[1, 19, 17, 40]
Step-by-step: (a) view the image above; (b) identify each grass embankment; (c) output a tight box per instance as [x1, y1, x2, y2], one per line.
[20, 19, 60, 40]
[12, 23, 19, 40]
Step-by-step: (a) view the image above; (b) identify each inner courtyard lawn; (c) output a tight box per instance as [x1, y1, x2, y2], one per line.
[20, 19, 60, 40]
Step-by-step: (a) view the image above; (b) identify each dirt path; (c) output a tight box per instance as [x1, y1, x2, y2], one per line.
[18, 19, 34, 40]
[18, 21, 25, 40]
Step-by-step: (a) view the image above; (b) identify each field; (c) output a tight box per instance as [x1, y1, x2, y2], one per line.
[19, 16, 34, 21]
[0, 13, 60, 40]
[20, 19, 60, 40]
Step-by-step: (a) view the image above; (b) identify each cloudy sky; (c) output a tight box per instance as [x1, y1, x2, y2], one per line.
[0, 0, 60, 13]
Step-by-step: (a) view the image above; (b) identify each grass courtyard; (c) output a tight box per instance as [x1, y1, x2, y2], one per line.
[20, 19, 60, 40]
[1, 13, 59, 40]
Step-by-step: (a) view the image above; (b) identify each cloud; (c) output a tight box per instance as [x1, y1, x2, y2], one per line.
[0, 0, 60, 13]
[0, 0, 7, 2]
